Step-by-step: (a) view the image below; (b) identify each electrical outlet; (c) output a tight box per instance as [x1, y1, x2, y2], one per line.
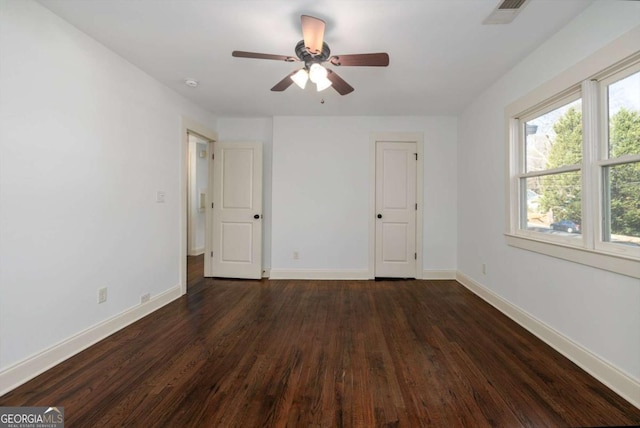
[482, 263, 487, 275]
[140, 293, 151, 304]
[292, 251, 299, 260]
[98, 287, 108, 304]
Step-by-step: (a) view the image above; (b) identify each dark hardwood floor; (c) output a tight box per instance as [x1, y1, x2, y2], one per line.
[2, 255, 639, 427]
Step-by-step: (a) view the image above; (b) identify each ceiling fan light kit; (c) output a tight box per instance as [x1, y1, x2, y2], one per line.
[291, 69, 309, 89]
[307, 63, 332, 91]
[315, 74, 332, 92]
[308, 63, 327, 83]
[231, 15, 389, 96]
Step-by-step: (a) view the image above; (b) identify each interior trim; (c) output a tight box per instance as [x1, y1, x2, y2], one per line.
[368, 132, 425, 279]
[422, 270, 456, 280]
[0, 285, 182, 397]
[180, 116, 218, 296]
[187, 247, 205, 257]
[3, 274, 638, 411]
[506, 234, 640, 279]
[456, 272, 640, 410]
[269, 269, 369, 280]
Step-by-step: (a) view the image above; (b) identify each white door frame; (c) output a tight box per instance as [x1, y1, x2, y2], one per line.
[181, 116, 217, 296]
[187, 139, 209, 256]
[369, 132, 424, 279]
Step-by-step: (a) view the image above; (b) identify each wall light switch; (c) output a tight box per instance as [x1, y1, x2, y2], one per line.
[156, 191, 165, 203]
[98, 287, 108, 304]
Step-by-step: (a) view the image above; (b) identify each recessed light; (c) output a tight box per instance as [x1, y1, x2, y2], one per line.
[184, 78, 199, 88]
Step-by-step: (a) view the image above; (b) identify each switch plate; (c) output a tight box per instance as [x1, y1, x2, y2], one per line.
[156, 191, 165, 203]
[98, 287, 108, 304]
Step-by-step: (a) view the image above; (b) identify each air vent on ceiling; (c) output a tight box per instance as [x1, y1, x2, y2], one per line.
[483, 0, 530, 25]
[498, 0, 527, 10]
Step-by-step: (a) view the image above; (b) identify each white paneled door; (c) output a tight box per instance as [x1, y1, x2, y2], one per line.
[375, 141, 417, 278]
[210, 142, 263, 279]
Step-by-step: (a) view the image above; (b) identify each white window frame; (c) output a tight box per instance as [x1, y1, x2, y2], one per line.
[515, 90, 585, 248]
[505, 31, 640, 280]
[595, 62, 640, 260]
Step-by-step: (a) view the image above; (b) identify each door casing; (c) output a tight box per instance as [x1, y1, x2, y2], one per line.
[369, 132, 424, 279]
[181, 116, 217, 295]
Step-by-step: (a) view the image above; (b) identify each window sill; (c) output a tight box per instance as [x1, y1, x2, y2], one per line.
[505, 233, 640, 279]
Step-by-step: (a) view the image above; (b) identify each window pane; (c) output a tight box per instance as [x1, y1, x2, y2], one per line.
[603, 162, 640, 247]
[608, 70, 640, 158]
[523, 172, 582, 237]
[525, 98, 582, 173]
[523, 178, 544, 231]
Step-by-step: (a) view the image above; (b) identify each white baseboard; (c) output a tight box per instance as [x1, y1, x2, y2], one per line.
[269, 269, 369, 280]
[422, 269, 456, 280]
[0, 285, 182, 397]
[3, 273, 637, 410]
[188, 247, 204, 256]
[269, 269, 456, 280]
[456, 272, 640, 410]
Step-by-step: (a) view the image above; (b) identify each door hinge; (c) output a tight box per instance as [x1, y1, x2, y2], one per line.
[414, 252, 417, 260]
[414, 153, 418, 160]
[210, 251, 213, 257]
[212, 153, 215, 160]
[415, 203, 418, 210]
[211, 202, 214, 209]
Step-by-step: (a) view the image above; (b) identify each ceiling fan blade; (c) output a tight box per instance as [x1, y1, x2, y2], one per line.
[326, 70, 354, 95]
[232, 51, 298, 62]
[271, 70, 298, 92]
[329, 53, 390, 67]
[301, 15, 326, 55]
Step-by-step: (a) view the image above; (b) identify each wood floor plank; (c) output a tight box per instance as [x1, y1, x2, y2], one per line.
[1, 256, 639, 427]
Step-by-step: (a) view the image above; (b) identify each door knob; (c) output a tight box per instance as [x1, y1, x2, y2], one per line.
[377, 214, 382, 219]
[254, 214, 260, 219]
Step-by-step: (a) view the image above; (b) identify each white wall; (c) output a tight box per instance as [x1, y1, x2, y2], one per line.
[0, 0, 216, 372]
[271, 116, 457, 275]
[216, 117, 273, 271]
[458, 0, 640, 387]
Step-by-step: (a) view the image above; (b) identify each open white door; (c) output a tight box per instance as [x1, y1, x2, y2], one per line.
[375, 141, 417, 278]
[209, 142, 263, 279]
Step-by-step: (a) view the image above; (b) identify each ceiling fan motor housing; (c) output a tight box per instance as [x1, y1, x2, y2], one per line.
[295, 40, 331, 68]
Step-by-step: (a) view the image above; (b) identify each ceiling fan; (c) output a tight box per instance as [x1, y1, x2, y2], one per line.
[232, 15, 389, 96]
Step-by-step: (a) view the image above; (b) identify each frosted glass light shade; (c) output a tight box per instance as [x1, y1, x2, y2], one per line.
[291, 69, 308, 89]
[308, 63, 328, 84]
[315, 75, 332, 92]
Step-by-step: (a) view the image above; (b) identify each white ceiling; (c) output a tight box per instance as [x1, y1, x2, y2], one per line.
[38, 0, 594, 117]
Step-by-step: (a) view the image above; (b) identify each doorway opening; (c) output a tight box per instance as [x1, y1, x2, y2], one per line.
[186, 131, 212, 291]
[187, 133, 210, 257]
[181, 117, 217, 296]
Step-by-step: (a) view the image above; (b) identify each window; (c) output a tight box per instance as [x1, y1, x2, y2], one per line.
[599, 66, 640, 253]
[506, 46, 640, 279]
[521, 96, 583, 245]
